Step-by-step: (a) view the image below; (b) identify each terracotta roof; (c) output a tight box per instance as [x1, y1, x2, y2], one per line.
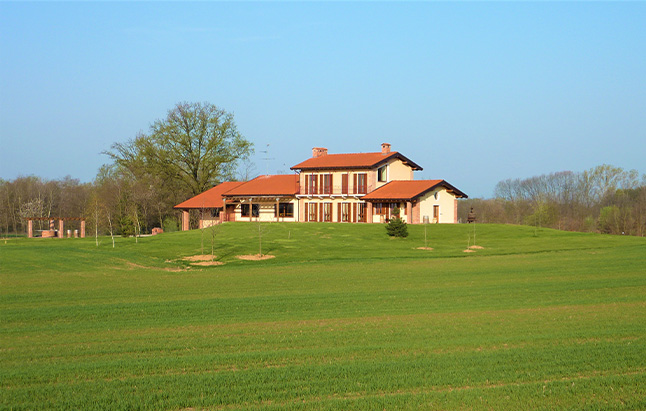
[362, 180, 468, 201]
[174, 181, 244, 209]
[223, 174, 300, 197]
[291, 151, 422, 171]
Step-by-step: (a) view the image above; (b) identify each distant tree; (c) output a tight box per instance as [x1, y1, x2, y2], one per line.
[105, 102, 253, 198]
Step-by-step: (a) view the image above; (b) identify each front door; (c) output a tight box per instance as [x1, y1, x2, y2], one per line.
[433, 205, 440, 223]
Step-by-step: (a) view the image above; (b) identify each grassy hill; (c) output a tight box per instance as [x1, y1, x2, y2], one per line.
[1, 223, 645, 409]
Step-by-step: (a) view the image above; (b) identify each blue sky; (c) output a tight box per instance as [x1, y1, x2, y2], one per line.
[1, 2, 644, 198]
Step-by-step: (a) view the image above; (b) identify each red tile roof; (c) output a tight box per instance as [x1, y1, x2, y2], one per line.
[362, 180, 468, 201]
[174, 181, 244, 209]
[223, 174, 300, 197]
[291, 151, 422, 171]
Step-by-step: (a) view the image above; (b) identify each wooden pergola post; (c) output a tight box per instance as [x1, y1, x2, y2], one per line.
[182, 210, 190, 231]
[80, 220, 86, 238]
[27, 220, 33, 238]
[221, 198, 226, 223]
[58, 220, 64, 238]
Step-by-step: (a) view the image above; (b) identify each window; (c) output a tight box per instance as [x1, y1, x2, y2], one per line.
[377, 165, 387, 182]
[323, 203, 332, 222]
[305, 175, 318, 195]
[323, 174, 332, 194]
[354, 173, 367, 194]
[358, 203, 367, 222]
[210, 208, 220, 218]
[308, 203, 318, 222]
[241, 204, 260, 217]
[374, 202, 390, 215]
[341, 203, 350, 222]
[276, 203, 294, 217]
[341, 174, 349, 194]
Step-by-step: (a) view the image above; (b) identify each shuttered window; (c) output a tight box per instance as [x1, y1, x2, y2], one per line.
[341, 203, 350, 222]
[323, 203, 332, 222]
[358, 203, 367, 222]
[356, 173, 367, 194]
[323, 174, 332, 194]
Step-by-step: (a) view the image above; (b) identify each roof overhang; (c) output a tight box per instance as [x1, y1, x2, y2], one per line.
[290, 152, 423, 171]
[223, 195, 296, 202]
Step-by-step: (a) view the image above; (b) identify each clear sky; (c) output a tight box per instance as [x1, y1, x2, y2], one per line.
[1, 2, 644, 198]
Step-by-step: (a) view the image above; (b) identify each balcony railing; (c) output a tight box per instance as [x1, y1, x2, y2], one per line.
[298, 184, 375, 196]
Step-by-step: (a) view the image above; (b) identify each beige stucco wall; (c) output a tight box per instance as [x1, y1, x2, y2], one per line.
[418, 188, 457, 224]
[385, 159, 414, 182]
[300, 170, 374, 194]
[298, 158, 415, 194]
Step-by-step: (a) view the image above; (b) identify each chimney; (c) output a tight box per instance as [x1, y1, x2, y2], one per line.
[312, 147, 328, 158]
[381, 143, 391, 154]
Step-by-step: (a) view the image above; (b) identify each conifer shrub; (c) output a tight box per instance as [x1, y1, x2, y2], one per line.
[386, 217, 408, 237]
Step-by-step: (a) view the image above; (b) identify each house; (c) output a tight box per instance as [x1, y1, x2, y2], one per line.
[174, 143, 467, 229]
[173, 181, 244, 230]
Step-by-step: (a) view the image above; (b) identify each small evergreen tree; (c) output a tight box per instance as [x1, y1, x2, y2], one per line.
[386, 217, 408, 237]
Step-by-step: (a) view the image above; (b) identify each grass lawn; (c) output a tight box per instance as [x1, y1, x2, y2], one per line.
[1, 223, 645, 410]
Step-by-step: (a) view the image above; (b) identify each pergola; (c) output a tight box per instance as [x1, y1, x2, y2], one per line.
[24, 217, 86, 238]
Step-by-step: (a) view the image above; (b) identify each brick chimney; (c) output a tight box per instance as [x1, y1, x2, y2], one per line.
[312, 147, 328, 158]
[381, 143, 391, 154]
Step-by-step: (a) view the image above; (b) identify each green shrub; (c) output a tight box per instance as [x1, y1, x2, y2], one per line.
[119, 216, 135, 237]
[163, 216, 179, 233]
[385, 217, 408, 237]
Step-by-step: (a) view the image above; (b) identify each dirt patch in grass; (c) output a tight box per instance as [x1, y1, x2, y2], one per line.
[121, 260, 188, 272]
[469, 245, 484, 249]
[183, 255, 217, 262]
[416, 247, 434, 250]
[191, 261, 224, 266]
[237, 254, 276, 261]
[463, 249, 476, 253]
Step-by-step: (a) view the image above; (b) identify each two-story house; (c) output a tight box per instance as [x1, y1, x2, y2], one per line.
[174, 143, 467, 229]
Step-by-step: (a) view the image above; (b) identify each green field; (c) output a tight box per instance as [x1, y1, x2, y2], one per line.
[1, 223, 645, 410]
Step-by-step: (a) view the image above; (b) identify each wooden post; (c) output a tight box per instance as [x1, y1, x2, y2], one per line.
[58, 220, 64, 238]
[27, 219, 33, 238]
[80, 220, 86, 238]
[406, 201, 412, 224]
[221, 198, 226, 223]
[182, 210, 189, 231]
[276, 199, 280, 222]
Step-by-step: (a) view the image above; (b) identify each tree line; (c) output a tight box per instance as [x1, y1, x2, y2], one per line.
[0, 102, 253, 238]
[458, 164, 646, 236]
[2, 101, 643, 237]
